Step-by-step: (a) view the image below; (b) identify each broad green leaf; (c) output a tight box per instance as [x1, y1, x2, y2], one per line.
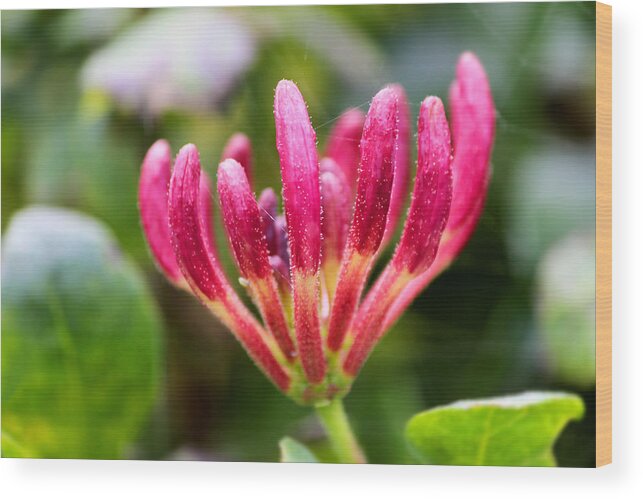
[279, 437, 319, 463]
[1, 207, 163, 459]
[405, 392, 584, 467]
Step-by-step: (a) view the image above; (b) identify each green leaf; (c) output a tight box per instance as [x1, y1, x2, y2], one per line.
[279, 437, 319, 463]
[405, 391, 584, 467]
[1, 207, 163, 459]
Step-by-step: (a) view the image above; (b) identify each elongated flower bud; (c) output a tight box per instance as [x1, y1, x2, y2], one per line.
[274, 80, 325, 383]
[217, 159, 296, 359]
[139, 139, 184, 286]
[139, 139, 216, 288]
[343, 97, 453, 376]
[327, 86, 399, 352]
[382, 84, 411, 247]
[391, 97, 452, 274]
[222, 132, 253, 186]
[320, 158, 351, 302]
[325, 108, 365, 191]
[382, 52, 495, 331]
[446, 52, 495, 233]
[169, 144, 290, 390]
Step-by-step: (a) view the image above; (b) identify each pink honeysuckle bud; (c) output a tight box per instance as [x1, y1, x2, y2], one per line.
[445, 52, 495, 233]
[139, 139, 216, 289]
[169, 143, 290, 390]
[327, 86, 399, 352]
[217, 159, 296, 360]
[139, 139, 185, 286]
[382, 84, 411, 247]
[325, 108, 365, 192]
[381, 52, 495, 332]
[390, 96, 452, 274]
[221, 132, 253, 186]
[139, 62, 493, 403]
[320, 158, 351, 302]
[169, 145, 226, 301]
[274, 79, 325, 383]
[342, 96, 453, 376]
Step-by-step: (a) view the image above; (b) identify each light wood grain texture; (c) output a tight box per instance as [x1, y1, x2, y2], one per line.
[595, 1, 612, 468]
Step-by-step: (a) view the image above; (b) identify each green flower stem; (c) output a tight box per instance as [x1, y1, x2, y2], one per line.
[315, 398, 366, 464]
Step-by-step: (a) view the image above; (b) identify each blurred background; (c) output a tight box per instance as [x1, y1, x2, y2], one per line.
[2, 2, 596, 465]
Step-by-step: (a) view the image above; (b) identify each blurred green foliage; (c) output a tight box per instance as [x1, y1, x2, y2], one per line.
[2, 3, 597, 465]
[1, 207, 163, 458]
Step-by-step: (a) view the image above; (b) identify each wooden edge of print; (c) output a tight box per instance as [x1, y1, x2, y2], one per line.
[595, 1, 612, 468]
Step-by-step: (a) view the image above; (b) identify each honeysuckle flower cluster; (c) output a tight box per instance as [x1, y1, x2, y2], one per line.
[139, 52, 495, 405]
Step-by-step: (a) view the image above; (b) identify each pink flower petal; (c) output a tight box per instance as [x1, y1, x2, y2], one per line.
[274, 80, 325, 383]
[327, 86, 399, 351]
[446, 52, 495, 233]
[391, 96, 452, 274]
